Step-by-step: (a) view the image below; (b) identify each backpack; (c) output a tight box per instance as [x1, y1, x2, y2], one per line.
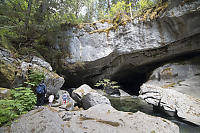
[36, 84, 46, 94]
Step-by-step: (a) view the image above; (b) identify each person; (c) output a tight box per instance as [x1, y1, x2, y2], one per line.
[62, 92, 68, 104]
[48, 94, 54, 107]
[36, 80, 47, 107]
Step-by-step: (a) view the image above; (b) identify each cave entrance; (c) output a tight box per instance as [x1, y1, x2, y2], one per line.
[111, 64, 157, 96]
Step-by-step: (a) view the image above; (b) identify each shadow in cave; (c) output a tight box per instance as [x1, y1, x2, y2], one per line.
[112, 69, 152, 96]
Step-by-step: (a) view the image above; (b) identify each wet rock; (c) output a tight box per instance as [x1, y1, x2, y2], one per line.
[67, 104, 179, 133]
[81, 92, 111, 109]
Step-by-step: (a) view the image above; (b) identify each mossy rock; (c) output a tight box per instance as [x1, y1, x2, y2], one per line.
[0, 60, 18, 88]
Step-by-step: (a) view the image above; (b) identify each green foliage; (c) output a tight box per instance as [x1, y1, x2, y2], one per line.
[25, 69, 45, 87]
[137, 0, 154, 10]
[95, 79, 120, 90]
[106, 1, 130, 19]
[0, 87, 36, 126]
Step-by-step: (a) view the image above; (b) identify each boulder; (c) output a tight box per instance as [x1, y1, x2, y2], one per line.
[119, 89, 131, 97]
[139, 84, 200, 126]
[71, 84, 97, 104]
[31, 56, 53, 71]
[67, 104, 179, 133]
[0, 47, 19, 88]
[0, 88, 11, 99]
[81, 92, 111, 109]
[0, 107, 73, 133]
[55, 90, 75, 111]
[20, 62, 65, 94]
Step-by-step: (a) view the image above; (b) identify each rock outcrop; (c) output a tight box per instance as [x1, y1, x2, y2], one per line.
[139, 55, 200, 125]
[61, 0, 200, 88]
[61, 104, 179, 133]
[1, 105, 179, 133]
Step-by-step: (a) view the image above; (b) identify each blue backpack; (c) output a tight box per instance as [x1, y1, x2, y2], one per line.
[36, 84, 46, 94]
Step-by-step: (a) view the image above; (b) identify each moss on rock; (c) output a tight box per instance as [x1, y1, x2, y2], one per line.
[0, 60, 18, 88]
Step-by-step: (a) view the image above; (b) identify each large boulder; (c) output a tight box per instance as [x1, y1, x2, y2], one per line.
[81, 92, 111, 109]
[0, 107, 73, 133]
[66, 104, 179, 133]
[71, 84, 97, 104]
[20, 61, 65, 94]
[139, 84, 200, 126]
[0, 47, 20, 88]
[31, 56, 53, 71]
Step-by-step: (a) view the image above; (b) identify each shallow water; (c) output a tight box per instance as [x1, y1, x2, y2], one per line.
[108, 96, 200, 133]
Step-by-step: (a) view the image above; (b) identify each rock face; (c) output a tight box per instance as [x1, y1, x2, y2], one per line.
[61, 0, 200, 88]
[81, 92, 111, 109]
[65, 104, 179, 133]
[139, 55, 200, 125]
[0, 105, 179, 133]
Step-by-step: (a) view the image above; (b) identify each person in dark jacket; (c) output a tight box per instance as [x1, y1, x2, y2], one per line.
[36, 80, 47, 107]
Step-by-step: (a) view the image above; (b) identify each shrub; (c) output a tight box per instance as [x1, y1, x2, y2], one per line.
[25, 69, 45, 87]
[0, 87, 36, 126]
[94, 79, 120, 90]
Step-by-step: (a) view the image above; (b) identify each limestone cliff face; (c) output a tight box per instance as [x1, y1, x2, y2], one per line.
[60, 0, 200, 88]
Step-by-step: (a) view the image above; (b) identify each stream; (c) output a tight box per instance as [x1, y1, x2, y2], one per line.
[108, 96, 200, 133]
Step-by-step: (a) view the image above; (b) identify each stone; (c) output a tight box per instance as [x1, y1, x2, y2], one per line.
[67, 104, 179, 133]
[31, 56, 53, 71]
[81, 92, 111, 109]
[119, 89, 131, 97]
[139, 84, 200, 126]
[71, 84, 97, 104]
[0, 107, 73, 133]
[0, 88, 11, 99]
[20, 62, 65, 94]
[55, 90, 75, 111]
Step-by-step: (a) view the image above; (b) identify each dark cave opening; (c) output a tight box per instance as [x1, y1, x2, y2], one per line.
[111, 65, 154, 96]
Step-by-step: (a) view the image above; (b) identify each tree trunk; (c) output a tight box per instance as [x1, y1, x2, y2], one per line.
[25, 0, 32, 30]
